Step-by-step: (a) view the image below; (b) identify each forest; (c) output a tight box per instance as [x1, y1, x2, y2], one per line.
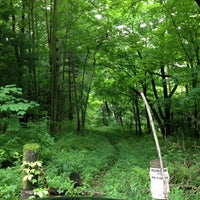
[0, 0, 200, 199]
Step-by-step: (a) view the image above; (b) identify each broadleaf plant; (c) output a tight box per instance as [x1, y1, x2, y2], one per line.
[0, 84, 39, 116]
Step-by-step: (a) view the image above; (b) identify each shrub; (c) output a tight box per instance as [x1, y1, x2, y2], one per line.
[0, 166, 21, 200]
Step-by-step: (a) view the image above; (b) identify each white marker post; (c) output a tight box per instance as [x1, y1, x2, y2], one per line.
[150, 159, 170, 200]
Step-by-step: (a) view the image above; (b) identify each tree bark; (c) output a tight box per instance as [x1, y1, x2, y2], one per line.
[28, 0, 37, 102]
[67, 52, 74, 121]
[135, 95, 142, 135]
[161, 66, 171, 138]
[50, 0, 59, 133]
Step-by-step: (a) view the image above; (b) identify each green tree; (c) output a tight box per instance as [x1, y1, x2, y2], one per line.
[0, 0, 199, 139]
[91, 0, 199, 138]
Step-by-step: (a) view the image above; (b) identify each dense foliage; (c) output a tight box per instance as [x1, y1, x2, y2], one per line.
[0, 0, 199, 137]
[0, 0, 200, 200]
[0, 124, 199, 199]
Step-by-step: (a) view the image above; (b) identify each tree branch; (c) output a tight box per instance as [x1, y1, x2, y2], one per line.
[195, 0, 200, 7]
[168, 84, 178, 98]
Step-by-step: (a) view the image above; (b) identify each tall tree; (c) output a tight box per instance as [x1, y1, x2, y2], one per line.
[49, 0, 59, 133]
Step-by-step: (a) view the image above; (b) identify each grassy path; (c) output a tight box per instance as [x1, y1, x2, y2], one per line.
[0, 126, 199, 200]
[91, 134, 121, 191]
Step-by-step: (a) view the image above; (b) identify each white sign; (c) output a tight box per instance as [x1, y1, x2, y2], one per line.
[150, 167, 170, 199]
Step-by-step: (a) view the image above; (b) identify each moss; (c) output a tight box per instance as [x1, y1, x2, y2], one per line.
[23, 143, 40, 151]
[23, 143, 40, 162]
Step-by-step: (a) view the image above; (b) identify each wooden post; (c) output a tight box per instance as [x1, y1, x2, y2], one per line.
[21, 143, 40, 200]
[150, 159, 170, 200]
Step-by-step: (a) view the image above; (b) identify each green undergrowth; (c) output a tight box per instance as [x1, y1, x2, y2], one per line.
[162, 136, 200, 200]
[0, 166, 21, 199]
[96, 137, 156, 199]
[0, 124, 199, 200]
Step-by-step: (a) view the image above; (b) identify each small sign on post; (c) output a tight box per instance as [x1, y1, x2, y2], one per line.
[150, 159, 170, 200]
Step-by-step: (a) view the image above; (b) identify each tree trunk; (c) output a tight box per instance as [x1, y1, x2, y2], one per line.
[135, 95, 142, 135]
[50, 0, 59, 133]
[102, 100, 109, 126]
[28, 0, 38, 102]
[161, 66, 171, 138]
[151, 79, 165, 137]
[142, 83, 151, 134]
[71, 55, 81, 132]
[193, 45, 200, 138]
[133, 101, 138, 134]
[67, 53, 74, 121]
[11, 0, 25, 88]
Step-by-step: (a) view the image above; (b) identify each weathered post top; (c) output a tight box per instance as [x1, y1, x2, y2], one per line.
[22, 143, 40, 200]
[23, 143, 40, 162]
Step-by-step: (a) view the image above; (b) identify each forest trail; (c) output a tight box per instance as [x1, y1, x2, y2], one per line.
[91, 134, 121, 191]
